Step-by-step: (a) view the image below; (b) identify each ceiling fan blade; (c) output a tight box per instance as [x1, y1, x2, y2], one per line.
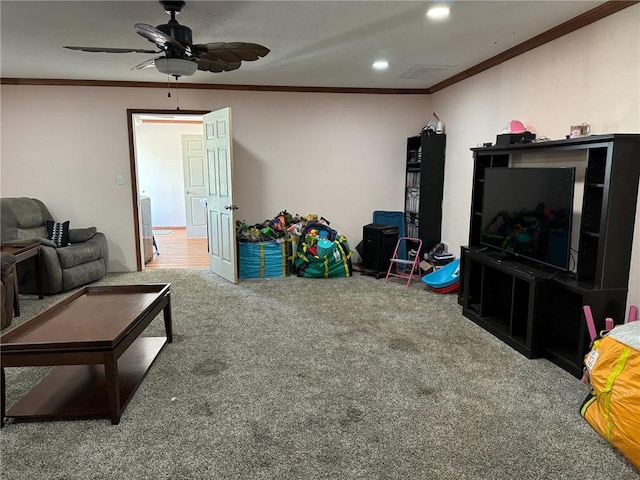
[131, 58, 156, 70]
[197, 58, 241, 73]
[64, 46, 160, 54]
[135, 23, 186, 54]
[193, 42, 270, 63]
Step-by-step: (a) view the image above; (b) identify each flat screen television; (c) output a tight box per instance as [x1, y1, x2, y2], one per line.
[480, 167, 576, 271]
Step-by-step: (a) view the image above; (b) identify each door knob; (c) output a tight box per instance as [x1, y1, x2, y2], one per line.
[224, 205, 239, 210]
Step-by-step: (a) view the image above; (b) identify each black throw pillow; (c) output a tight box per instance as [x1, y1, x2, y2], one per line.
[46, 220, 70, 248]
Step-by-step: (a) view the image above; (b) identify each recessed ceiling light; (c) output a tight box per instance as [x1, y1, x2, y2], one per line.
[427, 6, 450, 20]
[373, 60, 389, 71]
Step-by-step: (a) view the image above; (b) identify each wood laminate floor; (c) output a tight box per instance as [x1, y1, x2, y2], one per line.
[145, 228, 209, 269]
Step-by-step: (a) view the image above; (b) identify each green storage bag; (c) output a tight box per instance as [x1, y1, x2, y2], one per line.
[294, 235, 352, 278]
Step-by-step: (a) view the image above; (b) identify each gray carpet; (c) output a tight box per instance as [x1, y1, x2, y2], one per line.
[1, 270, 637, 479]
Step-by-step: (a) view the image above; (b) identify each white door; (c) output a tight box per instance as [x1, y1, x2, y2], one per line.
[181, 134, 207, 237]
[204, 107, 238, 283]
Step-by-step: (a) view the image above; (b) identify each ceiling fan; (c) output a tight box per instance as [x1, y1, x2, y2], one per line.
[64, 0, 270, 78]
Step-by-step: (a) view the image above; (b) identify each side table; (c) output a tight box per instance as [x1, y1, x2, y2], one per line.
[0, 241, 44, 316]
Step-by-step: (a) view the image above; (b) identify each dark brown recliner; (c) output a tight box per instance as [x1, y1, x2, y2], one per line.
[1, 253, 18, 330]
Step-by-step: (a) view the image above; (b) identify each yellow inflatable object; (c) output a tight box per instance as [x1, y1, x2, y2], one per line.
[581, 321, 640, 469]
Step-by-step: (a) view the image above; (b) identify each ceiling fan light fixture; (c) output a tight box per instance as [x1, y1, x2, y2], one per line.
[154, 57, 198, 77]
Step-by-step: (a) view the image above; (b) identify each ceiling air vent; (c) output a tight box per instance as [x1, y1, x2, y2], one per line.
[399, 65, 455, 80]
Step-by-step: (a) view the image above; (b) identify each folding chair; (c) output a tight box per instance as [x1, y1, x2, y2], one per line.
[584, 304, 639, 347]
[385, 237, 422, 287]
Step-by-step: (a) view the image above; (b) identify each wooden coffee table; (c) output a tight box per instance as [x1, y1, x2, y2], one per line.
[0, 284, 172, 427]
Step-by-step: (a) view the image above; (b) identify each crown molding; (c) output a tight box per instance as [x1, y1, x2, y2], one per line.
[0, 78, 430, 95]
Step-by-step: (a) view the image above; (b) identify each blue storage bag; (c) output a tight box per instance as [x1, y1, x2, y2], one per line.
[238, 239, 292, 278]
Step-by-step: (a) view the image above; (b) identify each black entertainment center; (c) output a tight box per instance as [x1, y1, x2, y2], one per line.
[458, 134, 640, 377]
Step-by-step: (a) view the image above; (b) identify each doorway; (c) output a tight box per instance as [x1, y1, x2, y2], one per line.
[127, 109, 210, 271]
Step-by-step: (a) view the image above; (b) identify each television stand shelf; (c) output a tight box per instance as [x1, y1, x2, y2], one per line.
[459, 247, 552, 359]
[459, 134, 640, 377]
[537, 275, 627, 377]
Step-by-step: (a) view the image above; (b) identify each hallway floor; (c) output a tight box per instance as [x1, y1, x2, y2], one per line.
[145, 228, 209, 269]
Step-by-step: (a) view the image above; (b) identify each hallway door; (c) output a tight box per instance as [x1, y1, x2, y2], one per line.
[182, 134, 207, 237]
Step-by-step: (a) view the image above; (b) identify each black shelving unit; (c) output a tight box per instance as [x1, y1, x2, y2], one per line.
[460, 246, 552, 359]
[404, 132, 446, 253]
[458, 134, 640, 377]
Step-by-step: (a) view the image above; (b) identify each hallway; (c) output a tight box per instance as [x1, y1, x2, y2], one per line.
[145, 228, 209, 269]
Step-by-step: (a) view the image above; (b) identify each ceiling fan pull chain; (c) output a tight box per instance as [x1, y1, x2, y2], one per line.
[175, 76, 180, 110]
[167, 74, 172, 98]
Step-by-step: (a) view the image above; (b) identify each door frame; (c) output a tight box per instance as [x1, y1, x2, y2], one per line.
[127, 109, 210, 271]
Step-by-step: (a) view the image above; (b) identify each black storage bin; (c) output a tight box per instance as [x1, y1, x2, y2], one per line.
[362, 223, 399, 272]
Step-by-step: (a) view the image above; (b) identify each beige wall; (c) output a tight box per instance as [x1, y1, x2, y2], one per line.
[0, 87, 430, 271]
[432, 5, 640, 311]
[1, 5, 638, 311]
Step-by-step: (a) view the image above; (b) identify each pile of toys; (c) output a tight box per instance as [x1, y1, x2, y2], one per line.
[236, 210, 295, 243]
[236, 211, 351, 279]
[236, 211, 331, 243]
[236, 210, 297, 278]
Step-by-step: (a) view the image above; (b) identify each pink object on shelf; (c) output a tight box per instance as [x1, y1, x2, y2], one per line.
[510, 120, 527, 133]
[628, 305, 638, 323]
